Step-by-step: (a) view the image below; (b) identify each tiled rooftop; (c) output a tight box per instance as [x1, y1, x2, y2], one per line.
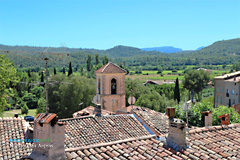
[66, 123, 240, 160]
[132, 107, 169, 135]
[95, 62, 127, 73]
[0, 117, 32, 160]
[72, 106, 114, 118]
[61, 114, 151, 149]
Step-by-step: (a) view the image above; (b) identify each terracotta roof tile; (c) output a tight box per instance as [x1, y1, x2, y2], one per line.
[132, 107, 169, 135]
[61, 114, 151, 149]
[0, 117, 32, 159]
[95, 62, 127, 74]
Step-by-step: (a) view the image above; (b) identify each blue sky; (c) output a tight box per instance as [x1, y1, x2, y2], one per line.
[0, 0, 239, 50]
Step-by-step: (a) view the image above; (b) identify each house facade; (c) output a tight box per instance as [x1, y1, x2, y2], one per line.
[214, 71, 240, 107]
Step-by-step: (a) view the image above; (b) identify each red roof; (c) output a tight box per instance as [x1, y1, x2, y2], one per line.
[35, 113, 57, 124]
[95, 62, 127, 73]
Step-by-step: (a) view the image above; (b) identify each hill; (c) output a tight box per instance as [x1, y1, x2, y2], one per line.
[141, 46, 183, 53]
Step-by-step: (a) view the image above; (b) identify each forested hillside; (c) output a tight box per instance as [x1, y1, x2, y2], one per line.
[0, 38, 240, 71]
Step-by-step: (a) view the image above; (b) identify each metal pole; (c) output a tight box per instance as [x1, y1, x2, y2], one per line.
[45, 58, 49, 113]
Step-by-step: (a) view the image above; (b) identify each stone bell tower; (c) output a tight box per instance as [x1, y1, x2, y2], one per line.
[95, 62, 127, 113]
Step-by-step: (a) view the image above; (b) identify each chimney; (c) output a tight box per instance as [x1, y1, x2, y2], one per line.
[218, 114, 230, 125]
[28, 113, 66, 160]
[167, 107, 175, 118]
[166, 108, 187, 150]
[202, 111, 212, 128]
[94, 104, 102, 116]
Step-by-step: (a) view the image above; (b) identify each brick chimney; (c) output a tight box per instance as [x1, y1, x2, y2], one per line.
[202, 111, 212, 128]
[166, 107, 187, 149]
[28, 113, 66, 160]
[218, 114, 230, 125]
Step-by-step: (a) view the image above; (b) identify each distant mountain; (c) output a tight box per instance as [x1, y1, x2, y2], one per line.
[196, 46, 205, 50]
[141, 46, 183, 53]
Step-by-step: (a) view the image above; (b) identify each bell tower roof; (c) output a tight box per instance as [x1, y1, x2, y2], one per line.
[95, 62, 127, 74]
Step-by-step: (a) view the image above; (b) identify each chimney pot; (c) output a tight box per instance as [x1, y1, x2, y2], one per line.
[218, 114, 230, 125]
[167, 107, 175, 118]
[202, 111, 212, 128]
[94, 104, 102, 116]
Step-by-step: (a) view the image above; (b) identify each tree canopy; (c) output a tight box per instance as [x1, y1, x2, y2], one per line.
[0, 55, 19, 115]
[182, 70, 210, 101]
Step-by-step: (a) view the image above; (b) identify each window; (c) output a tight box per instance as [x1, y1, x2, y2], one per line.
[217, 87, 219, 92]
[98, 79, 101, 94]
[232, 90, 235, 95]
[226, 89, 229, 97]
[216, 96, 218, 103]
[220, 97, 222, 104]
[111, 78, 117, 94]
[221, 87, 223, 93]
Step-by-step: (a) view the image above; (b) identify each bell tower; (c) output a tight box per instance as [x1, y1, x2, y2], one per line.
[95, 62, 127, 113]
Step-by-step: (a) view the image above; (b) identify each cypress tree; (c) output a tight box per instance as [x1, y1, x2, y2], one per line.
[28, 68, 31, 77]
[63, 67, 66, 74]
[54, 67, 57, 75]
[174, 78, 180, 104]
[95, 54, 99, 65]
[40, 72, 44, 87]
[68, 62, 73, 77]
[86, 55, 92, 71]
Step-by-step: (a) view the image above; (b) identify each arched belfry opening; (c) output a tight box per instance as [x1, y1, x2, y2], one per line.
[111, 78, 117, 94]
[98, 79, 101, 94]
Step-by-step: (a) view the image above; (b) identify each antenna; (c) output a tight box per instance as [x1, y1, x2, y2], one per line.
[1, 50, 69, 113]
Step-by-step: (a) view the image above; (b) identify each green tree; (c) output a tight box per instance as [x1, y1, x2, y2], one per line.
[68, 62, 73, 77]
[28, 68, 31, 77]
[21, 102, 29, 115]
[174, 78, 180, 104]
[40, 72, 44, 87]
[54, 67, 57, 75]
[21, 92, 38, 109]
[182, 70, 210, 101]
[37, 97, 46, 114]
[87, 55, 92, 71]
[31, 86, 44, 99]
[95, 54, 99, 65]
[0, 55, 19, 115]
[47, 74, 96, 118]
[102, 56, 109, 65]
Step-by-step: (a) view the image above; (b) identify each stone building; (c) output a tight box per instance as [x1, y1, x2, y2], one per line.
[95, 62, 127, 113]
[214, 71, 240, 107]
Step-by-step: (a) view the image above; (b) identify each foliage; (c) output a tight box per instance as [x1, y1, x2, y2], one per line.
[21, 102, 29, 115]
[37, 97, 46, 114]
[125, 78, 177, 113]
[212, 106, 240, 125]
[182, 70, 210, 101]
[47, 74, 96, 118]
[0, 55, 19, 115]
[102, 56, 109, 65]
[174, 99, 240, 127]
[68, 62, 73, 76]
[21, 92, 38, 109]
[31, 86, 44, 99]
[54, 67, 57, 75]
[174, 78, 180, 104]
[86, 55, 92, 71]
[95, 54, 99, 65]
